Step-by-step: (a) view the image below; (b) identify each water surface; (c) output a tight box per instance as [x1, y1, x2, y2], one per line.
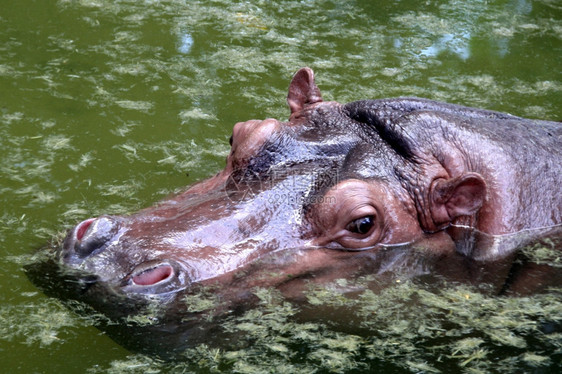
[1, 0, 560, 372]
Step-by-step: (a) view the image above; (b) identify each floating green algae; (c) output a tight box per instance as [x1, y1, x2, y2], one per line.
[0, 299, 78, 347]
[77, 277, 559, 373]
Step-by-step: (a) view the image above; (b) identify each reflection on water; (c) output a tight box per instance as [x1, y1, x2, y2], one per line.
[23, 224, 562, 372]
[419, 32, 471, 59]
[177, 31, 194, 54]
[393, 0, 540, 61]
[450, 224, 562, 260]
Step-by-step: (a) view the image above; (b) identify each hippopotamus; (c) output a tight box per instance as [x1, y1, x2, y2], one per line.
[28, 68, 561, 356]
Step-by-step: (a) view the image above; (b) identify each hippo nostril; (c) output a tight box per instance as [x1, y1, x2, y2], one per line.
[132, 264, 174, 286]
[123, 261, 186, 294]
[74, 216, 120, 257]
[75, 218, 95, 241]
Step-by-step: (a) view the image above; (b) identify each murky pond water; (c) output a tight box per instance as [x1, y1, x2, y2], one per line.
[1, 0, 560, 372]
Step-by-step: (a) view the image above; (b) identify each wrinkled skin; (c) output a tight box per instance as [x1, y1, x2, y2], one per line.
[28, 68, 562, 356]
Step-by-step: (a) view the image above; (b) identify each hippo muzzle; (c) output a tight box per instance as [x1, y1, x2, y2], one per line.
[60, 215, 188, 295]
[57, 167, 318, 298]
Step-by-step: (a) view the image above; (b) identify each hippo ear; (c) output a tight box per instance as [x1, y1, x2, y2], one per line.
[429, 173, 487, 227]
[287, 67, 323, 115]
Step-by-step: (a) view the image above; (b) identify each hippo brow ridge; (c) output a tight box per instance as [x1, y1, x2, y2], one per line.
[344, 104, 416, 160]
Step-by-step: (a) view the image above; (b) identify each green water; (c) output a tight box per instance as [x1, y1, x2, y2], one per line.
[1, 0, 560, 372]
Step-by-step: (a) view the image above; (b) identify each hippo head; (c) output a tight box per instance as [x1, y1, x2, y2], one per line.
[52, 68, 497, 305]
[29, 67, 562, 357]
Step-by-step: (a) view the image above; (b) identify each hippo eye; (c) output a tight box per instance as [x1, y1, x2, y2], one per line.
[346, 215, 375, 235]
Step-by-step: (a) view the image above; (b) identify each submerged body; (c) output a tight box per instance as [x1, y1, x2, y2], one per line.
[28, 68, 561, 355]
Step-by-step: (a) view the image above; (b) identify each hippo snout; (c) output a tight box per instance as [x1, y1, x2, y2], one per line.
[63, 216, 121, 259]
[58, 216, 194, 296]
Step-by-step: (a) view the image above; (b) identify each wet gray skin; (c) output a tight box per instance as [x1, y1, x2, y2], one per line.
[29, 68, 562, 356]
